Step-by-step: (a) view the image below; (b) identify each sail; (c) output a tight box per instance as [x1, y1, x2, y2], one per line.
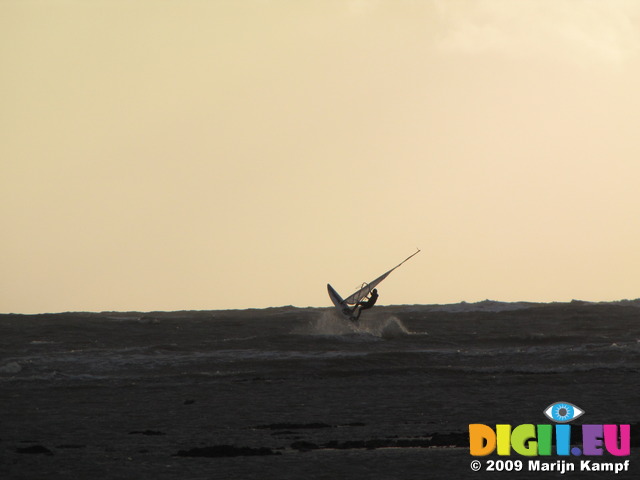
[342, 249, 420, 305]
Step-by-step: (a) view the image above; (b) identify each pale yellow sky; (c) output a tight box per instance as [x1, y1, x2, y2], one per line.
[2, 0, 640, 313]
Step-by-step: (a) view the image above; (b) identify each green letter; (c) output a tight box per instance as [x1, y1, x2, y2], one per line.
[536, 424, 552, 456]
[511, 424, 537, 456]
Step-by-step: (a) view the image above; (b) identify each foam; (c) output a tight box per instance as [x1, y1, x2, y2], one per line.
[301, 310, 415, 339]
[0, 361, 22, 374]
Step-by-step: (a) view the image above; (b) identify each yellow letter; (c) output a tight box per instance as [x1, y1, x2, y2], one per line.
[496, 424, 512, 455]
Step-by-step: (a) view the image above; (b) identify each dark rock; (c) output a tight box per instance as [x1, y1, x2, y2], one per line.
[16, 445, 53, 455]
[128, 430, 166, 436]
[395, 438, 431, 448]
[55, 444, 86, 449]
[320, 439, 403, 450]
[184, 399, 195, 405]
[319, 437, 437, 450]
[333, 440, 366, 449]
[364, 439, 389, 450]
[429, 432, 469, 447]
[290, 441, 319, 452]
[255, 422, 332, 430]
[175, 445, 280, 458]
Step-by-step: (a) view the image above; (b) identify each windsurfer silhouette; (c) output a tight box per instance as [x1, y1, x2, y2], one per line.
[351, 288, 379, 321]
[327, 249, 419, 323]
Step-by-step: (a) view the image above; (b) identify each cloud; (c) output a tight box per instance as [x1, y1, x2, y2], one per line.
[433, 0, 640, 65]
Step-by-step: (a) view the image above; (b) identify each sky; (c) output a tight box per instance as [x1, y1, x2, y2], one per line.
[2, 0, 640, 313]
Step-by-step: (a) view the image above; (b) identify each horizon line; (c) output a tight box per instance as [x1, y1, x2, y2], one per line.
[2, 297, 640, 316]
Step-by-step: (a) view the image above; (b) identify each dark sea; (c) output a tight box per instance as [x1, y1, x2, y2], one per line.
[1, 302, 639, 479]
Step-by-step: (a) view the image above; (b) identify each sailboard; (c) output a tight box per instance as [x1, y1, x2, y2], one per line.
[327, 249, 420, 321]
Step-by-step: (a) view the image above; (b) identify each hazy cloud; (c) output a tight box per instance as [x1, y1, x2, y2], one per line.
[433, 0, 640, 65]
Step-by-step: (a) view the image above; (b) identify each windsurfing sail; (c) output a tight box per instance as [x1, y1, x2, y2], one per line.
[342, 249, 420, 305]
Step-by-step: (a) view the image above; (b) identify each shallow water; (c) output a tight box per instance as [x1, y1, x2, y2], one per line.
[1, 303, 639, 478]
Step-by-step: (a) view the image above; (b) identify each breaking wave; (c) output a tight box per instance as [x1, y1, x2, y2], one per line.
[0, 361, 22, 374]
[299, 310, 414, 339]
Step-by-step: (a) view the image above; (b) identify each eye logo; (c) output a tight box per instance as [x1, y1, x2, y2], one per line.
[544, 402, 585, 423]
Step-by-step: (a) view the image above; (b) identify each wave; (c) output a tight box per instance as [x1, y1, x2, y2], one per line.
[447, 362, 639, 375]
[297, 310, 418, 340]
[0, 361, 22, 374]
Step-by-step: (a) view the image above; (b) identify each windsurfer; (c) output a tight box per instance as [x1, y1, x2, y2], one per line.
[351, 288, 379, 321]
